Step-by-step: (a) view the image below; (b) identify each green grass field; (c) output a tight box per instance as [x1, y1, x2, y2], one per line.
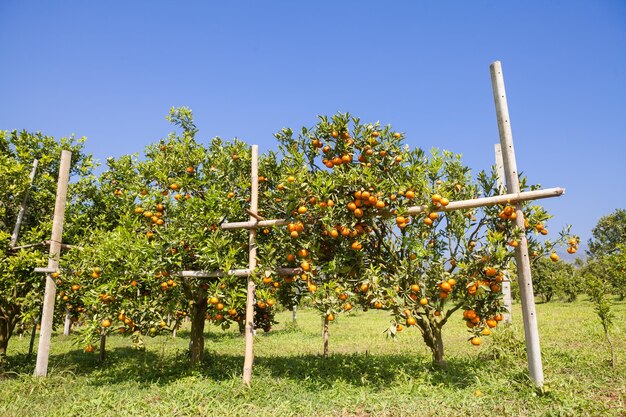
[1, 299, 624, 416]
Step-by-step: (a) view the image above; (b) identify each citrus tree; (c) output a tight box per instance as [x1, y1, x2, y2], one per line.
[62, 108, 279, 363]
[0, 130, 93, 362]
[257, 113, 575, 363]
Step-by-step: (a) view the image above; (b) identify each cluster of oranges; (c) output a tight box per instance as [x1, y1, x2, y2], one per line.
[463, 308, 504, 343]
[156, 270, 177, 291]
[286, 221, 305, 238]
[498, 204, 517, 221]
[567, 237, 579, 254]
[134, 202, 167, 239]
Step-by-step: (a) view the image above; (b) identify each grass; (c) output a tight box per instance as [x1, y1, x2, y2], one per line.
[1, 298, 625, 416]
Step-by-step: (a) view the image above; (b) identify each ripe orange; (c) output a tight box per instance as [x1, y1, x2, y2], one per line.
[353, 208, 364, 218]
[470, 337, 481, 346]
[101, 319, 112, 328]
[343, 302, 353, 311]
[287, 175, 296, 183]
[327, 313, 335, 321]
[550, 252, 559, 262]
[301, 261, 311, 271]
[410, 284, 420, 292]
[419, 297, 428, 306]
[405, 190, 415, 199]
[406, 316, 417, 326]
[298, 248, 309, 257]
[85, 344, 94, 353]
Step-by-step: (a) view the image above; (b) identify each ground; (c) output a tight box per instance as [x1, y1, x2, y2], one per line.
[1, 299, 624, 416]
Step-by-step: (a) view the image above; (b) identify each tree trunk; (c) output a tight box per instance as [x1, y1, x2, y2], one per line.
[189, 297, 208, 365]
[0, 312, 17, 362]
[418, 319, 446, 367]
[28, 321, 37, 357]
[322, 316, 329, 358]
[99, 333, 106, 362]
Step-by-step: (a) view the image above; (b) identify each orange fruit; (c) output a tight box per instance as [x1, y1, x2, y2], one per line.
[470, 337, 481, 346]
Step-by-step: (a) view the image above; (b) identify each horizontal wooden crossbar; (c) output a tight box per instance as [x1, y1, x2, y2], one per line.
[174, 267, 302, 278]
[221, 187, 565, 230]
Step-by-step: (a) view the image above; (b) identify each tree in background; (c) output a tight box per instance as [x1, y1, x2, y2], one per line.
[588, 209, 626, 257]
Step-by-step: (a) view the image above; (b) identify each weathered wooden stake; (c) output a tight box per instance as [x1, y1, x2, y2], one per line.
[242, 145, 259, 385]
[490, 61, 544, 388]
[10, 159, 39, 248]
[495, 144, 513, 324]
[34, 150, 72, 377]
[63, 310, 72, 336]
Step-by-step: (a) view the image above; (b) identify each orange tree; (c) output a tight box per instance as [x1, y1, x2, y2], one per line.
[62, 108, 279, 363]
[257, 113, 574, 363]
[0, 130, 93, 362]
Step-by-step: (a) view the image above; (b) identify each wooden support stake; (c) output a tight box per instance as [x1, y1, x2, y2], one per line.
[63, 309, 71, 336]
[34, 150, 72, 377]
[242, 145, 259, 385]
[495, 144, 513, 324]
[490, 61, 544, 388]
[10, 159, 39, 248]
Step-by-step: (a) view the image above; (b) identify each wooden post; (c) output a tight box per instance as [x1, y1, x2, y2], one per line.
[10, 159, 39, 248]
[63, 310, 71, 336]
[494, 144, 513, 324]
[242, 145, 259, 385]
[490, 61, 544, 388]
[34, 150, 72, 377]
[292, 305, 297, 323]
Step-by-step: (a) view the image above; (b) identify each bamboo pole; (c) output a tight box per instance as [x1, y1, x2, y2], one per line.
[175, 268, 302, 279]
[221, 188, 564, 231]
[490, 60, 544, 388]
[495, 144, 513, 324]
[242, 145, 259, 385]
[63, 310, 72, 336]
[34, 150, 72, 377]
[10, 159, 39, 248]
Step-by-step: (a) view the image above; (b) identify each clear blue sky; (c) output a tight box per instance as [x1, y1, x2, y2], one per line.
[1, 1, 625, 246]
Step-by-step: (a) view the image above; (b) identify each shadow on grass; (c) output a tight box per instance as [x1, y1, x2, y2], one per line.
[3, 346, 486, 391]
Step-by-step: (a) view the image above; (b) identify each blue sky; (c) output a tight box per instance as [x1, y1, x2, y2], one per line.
[1, 1, 625, 245]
